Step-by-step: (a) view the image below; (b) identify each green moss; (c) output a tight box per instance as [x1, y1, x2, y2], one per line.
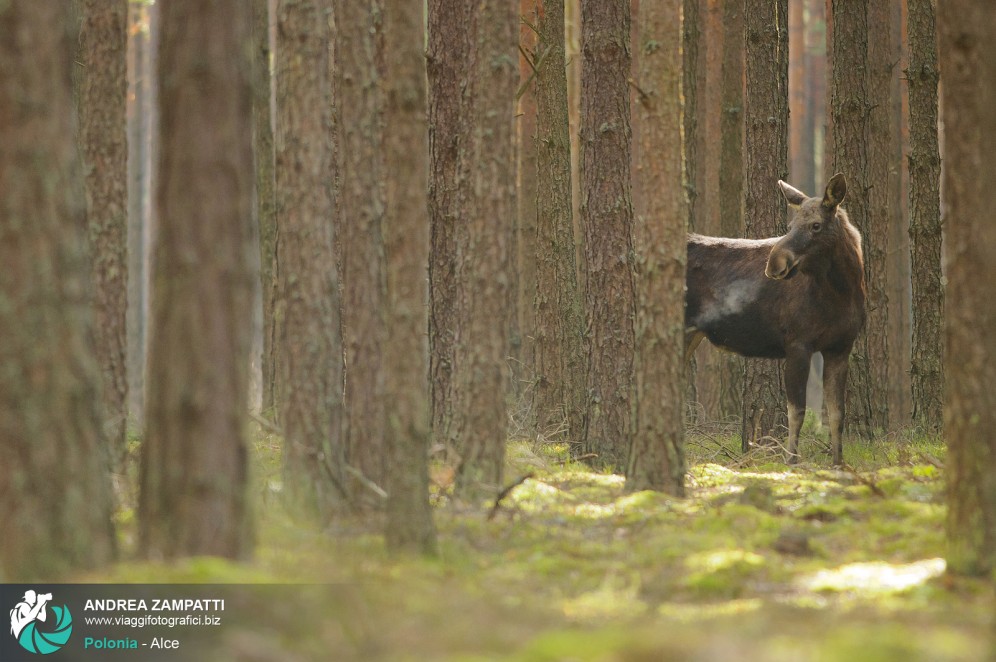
[83, 432, 993, 661]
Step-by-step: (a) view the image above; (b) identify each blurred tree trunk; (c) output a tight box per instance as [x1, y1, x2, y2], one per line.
[887, 0, 911, 426]
[580, 0, 636, 469]
[427, 0, 473, 448]
[789, 0, 812, 192]
[628, 0, 686, 495]
[79, 0, 129, 474]
[566, 0, 585, 293]
[907, 0, 942, 433]
[515, 0, 538, 412]
[939, 0, 996, 577]
[0, 0, 117, 580]
[742, 0, 789, 452]
[865, 0, 897, 432]
[717, 0, 744, 421]
[693, 0, 724, 420]
[126, 2, 151, 429]
[682, 0, 703, 417]
[381, 0, 437, 555]
[683, 0, 704, 235]
[452, 0, 516, 498]
[336, 0, 388, 505]
[253, 0, 278, 417]
[829, 0, 875, 439]
[533, 0, 586, 445]
[273, 0, 348, 516]
[139, 0, 254, 559]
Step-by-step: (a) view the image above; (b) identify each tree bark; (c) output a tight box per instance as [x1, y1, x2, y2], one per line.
[273, 0, 349, 517]
[0, 0, 117, 580]
[939, 0, 996, 577]
[907, 0, 943, 433]
[381, 0, 438, 555]
[682, 0, 704, 417]
[336, 0, 389, 504]
[427, 0, 474, 447]
[742, 0, 789, 451]
[126, 2, 151, 429]
[533, 0, 587, 444]
[452, 0, 517, 498]
[627, 0, 686, 495]
[789, 0, 812, 192]
[515, 0, 538, 411]
[580, 0, 636, 469]
[79, 0, 129, 475]
[139, 0, 254, 559]
[253, 0, 278, 417]
[829, 0, 875, 439]
[865, 0, 897, 432]
[717, 0, 745, 421]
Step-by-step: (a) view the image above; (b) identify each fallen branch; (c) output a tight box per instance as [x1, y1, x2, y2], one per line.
[487, 473, 535, 521]
[841, 463, 886, 498]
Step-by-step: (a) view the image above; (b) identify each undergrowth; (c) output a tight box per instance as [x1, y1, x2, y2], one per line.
[94, 417, 993, 662]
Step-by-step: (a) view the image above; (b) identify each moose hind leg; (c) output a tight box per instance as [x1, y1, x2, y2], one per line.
[823, 349, 850, 466]
[784, 349, 811, 464]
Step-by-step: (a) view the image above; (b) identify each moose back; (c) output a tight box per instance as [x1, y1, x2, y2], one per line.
[685, 174, 865, 464]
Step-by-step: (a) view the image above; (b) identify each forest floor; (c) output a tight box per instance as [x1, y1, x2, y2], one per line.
[95, 419, 995, 662]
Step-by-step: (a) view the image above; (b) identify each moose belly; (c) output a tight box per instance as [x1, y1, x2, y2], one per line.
[699, 317, 786, 359]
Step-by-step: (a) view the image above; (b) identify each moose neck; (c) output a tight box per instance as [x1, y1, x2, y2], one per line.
[825, 215, 865, 297]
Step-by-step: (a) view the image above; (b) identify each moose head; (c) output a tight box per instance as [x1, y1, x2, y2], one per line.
[765, 173, 849, 281]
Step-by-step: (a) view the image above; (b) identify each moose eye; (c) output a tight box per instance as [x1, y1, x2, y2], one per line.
[811, 222, 822, 233]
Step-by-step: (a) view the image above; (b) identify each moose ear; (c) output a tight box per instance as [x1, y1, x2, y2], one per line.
[823, 173, 847, 208]
[778, 180, 807, 208]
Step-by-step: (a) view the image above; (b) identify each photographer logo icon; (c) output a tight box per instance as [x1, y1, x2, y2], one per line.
[9, 590, 73, 654]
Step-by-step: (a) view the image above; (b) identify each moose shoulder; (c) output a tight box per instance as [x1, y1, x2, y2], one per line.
[685, 173, 865, 465]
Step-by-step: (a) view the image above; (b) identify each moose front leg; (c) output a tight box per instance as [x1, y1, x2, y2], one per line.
[823, 348, 850, 466]
[784, 348, 811, 464]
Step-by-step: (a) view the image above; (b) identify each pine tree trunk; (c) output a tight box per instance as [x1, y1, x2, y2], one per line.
[452, 0, 517, 498]
[139, 0, 254, 559]
[692, 0, 725, 420]
[381, 0, 438, 555]
[907, 0, 943, 433]
[80, 0, 129, 475]
[939, 0, 996, 577]
[580, 0, 636, 469]
[273, 0, 348, 516]
[628, 0, 686, 495]
[682, 0, 703, 416]
[829, 0, 875, 439]
[533, 0, 587, 445]
[336, 0, 388, 504]
[126, 2, 151, 428]
[742, 0, 789, 452]
[427, 0, 474, 447]
[865, 0, 896, 432]
[0, 1, 117, 580]
[253, 0, 278, 417]
[515, 0, 538, 412]
[789, 0, 811, 190]
[717, 0, 745, 421]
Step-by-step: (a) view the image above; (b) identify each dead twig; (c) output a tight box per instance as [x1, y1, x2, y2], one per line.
[841, 462, 886, 498]
[487, 473, 535, 521]
[554, 453, 598, 466]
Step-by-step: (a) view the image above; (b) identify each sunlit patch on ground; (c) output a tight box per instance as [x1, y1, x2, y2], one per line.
[799, 558, 947, 594]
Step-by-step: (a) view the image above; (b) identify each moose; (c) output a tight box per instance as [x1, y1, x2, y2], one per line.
[685, 174, 865, 465]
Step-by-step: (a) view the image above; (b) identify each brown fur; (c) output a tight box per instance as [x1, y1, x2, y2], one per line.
[685, 174, 865, 464]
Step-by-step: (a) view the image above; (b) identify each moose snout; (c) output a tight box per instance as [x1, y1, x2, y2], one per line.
[765, 248, 799, 280]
